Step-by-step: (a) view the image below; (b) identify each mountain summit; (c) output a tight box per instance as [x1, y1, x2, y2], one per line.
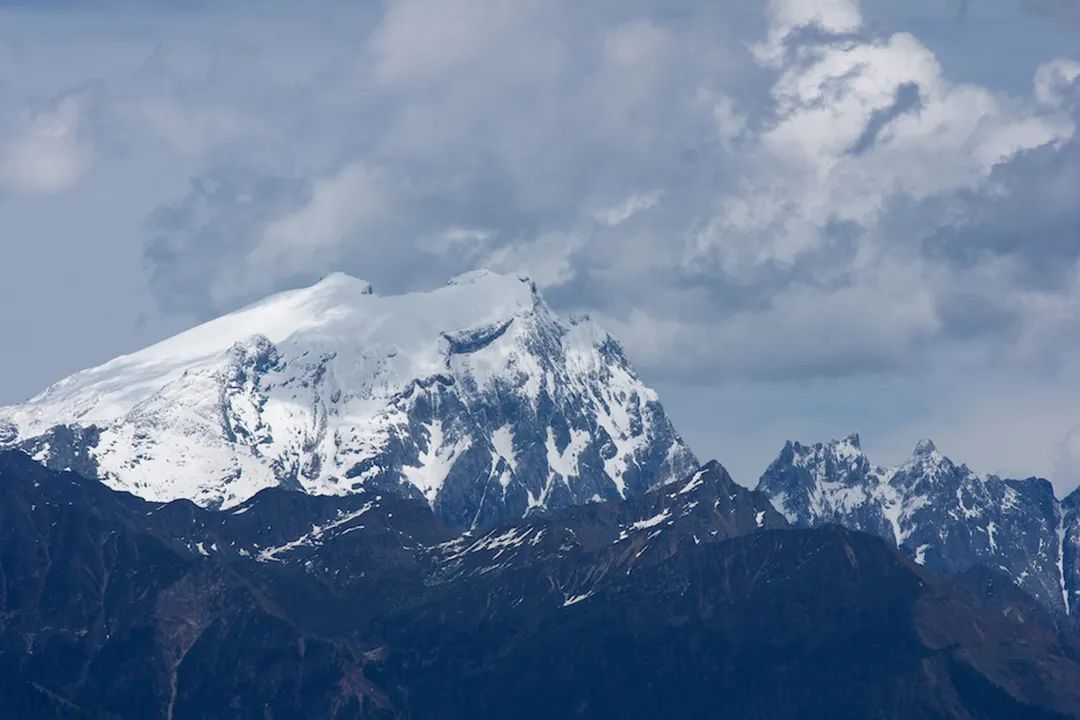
[0, 271, 696, 528]
[757, 435, 1067, 613]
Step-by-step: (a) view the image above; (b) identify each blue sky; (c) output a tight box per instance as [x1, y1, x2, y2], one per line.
[3, 0, 1080, 490]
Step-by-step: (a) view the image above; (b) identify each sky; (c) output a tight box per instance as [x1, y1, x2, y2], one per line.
[2, 0, 1080, 491]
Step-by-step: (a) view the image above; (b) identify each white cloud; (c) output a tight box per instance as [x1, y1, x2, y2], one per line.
[0, 92, 93, 195]
[701, 26, 1075, 278]
[483, 230, 583, 287]
[134, 99, 250, 157]
[219, 163, 395, 304]
[602, 18, 670, 69]
[371, 0, 547, 88]
[107, 0, 1079, 397]
[753, 0, 863, 66]
[1034, 58, 1080, 107]
[1055, 424, 1080, 492]
[708, 92, 748, 148]
[593, 191, 662, 227]
[603, 256, 940, 380]
[141, 0, 1079, 394]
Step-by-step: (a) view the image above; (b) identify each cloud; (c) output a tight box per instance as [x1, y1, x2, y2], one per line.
[1055, 423, 1080, 492]
[753, 0, 863, 66]
[605, 259, 941, 380]
[1035, 58, 1080, 107]
[144, 168, 310, 313]
[115, 0, 1080, 393]
[132, 1, 759, 314]
[242, 163, 395, 293]
[482, 230, 584, 287]
[134, 99, 250, 157]
[5, 0, 1080, 490]
[659, 6, 1075, 379]
[848, 81, 923, 156]
[0, 89, 95, 195]
[592, 191, 663, 227]
[370, 0, 549, 88]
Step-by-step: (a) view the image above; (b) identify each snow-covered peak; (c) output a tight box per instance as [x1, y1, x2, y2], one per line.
[313, 271, 374, 294]
[9, 271, 542, 435]
[832, 432, 863, 461]
[757, 433, 1068, 614]
[790, 432, 862, 455]
[895, 438, 961, 485]
[446, 268, 533, 289]
[912, 438, 938, 458]
[785, 433, 867, 474]
[1, 270, 696, 528]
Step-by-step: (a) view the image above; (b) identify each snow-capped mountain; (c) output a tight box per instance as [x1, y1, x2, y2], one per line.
[756, 434, 1067, 614]
[0, 270, 696, 528]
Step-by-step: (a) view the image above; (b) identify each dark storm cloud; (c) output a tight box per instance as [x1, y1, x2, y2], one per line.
[923, 135, 1080, 293]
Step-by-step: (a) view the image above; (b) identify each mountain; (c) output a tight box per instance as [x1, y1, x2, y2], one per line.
[0, 270, 696, 529]
[756, 434, 1068, 615]
[433, 460, 788, 585]
[5, 451, 1080, 719]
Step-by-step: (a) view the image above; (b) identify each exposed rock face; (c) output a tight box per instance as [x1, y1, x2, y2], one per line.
[1062, 489, 1080, 615]
[5, 452, 1080, 719]
[0, 271, 696, 529]
[757, 434, 1068, 614]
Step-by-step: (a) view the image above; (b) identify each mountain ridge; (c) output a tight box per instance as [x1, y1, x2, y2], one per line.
[4, 450, 1080, 719]
[758, 433, 1072, 615]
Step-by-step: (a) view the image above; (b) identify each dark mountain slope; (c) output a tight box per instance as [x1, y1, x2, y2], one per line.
[3, 451, 1080, 719]
[0, 452, 402, 718]
[382, 528, 1080, 720]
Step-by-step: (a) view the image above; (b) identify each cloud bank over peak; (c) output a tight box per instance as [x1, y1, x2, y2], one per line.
[3, 0, 1080, 490]
[121, 0, 1079, 387]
